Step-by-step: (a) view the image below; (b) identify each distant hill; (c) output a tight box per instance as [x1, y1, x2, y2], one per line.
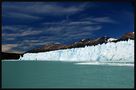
[1, 32, 134, 60]
[26, 32, 134, 53]
[1, 52, 23, 60]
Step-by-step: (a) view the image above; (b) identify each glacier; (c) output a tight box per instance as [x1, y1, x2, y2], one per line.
[19, 40, 134, 63]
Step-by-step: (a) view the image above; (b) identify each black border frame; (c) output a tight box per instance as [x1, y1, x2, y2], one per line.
[1, 0, 135, 89]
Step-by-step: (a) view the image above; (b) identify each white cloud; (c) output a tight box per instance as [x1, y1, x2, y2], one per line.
[2, 26, 18, 31]
[2, 24, 102, 53]
[2, 44, 18, 52]
[31, 4, 84, 15]
[2, 26, 43, 37]
[82, 16, 117, 23]
[23, 40, 40, 43]
[92, 17, 116, 23]
[2, 2, 87, 20]
[8, 50, 23, 53]
[42, 18, 98, 27]
[42, 16, 115, 26]
[4, 12, 41, 20]
[5, 37, 15, 41]
[20, 30, 43, 36]
[67, 21, 98, 25]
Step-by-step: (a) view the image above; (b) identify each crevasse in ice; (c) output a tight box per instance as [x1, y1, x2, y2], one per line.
[19, 40, 134, 62]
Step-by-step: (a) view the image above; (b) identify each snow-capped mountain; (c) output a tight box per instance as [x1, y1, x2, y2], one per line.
[107, 38, 117, 42]
[26, 32, 134, 53]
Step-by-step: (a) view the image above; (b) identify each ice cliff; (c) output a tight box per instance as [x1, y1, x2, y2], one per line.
[19, 40, 134, 62]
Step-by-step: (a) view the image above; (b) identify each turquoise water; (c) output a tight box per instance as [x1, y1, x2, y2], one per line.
[2, 60, 134, 88]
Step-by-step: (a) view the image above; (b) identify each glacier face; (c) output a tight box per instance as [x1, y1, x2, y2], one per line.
[19, 40, 134, 62]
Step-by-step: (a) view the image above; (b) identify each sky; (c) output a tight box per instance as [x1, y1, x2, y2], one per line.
[2, 1, 134, 53]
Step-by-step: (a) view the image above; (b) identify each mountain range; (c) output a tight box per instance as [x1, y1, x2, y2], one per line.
[1, 32, 134, 60]
[26, 32, 134, 53]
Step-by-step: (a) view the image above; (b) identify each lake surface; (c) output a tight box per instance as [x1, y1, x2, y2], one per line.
[2, 60, 134, 88]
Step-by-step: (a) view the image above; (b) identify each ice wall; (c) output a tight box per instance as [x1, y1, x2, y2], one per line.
[19, 40, 134, 62]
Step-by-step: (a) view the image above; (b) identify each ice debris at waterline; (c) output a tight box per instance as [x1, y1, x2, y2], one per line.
[19, 40, 134, 62]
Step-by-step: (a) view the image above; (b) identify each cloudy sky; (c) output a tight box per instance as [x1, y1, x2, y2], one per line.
[2, 1, 134, 53]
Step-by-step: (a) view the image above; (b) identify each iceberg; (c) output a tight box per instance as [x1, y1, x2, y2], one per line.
[19, 40, 134, 63]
